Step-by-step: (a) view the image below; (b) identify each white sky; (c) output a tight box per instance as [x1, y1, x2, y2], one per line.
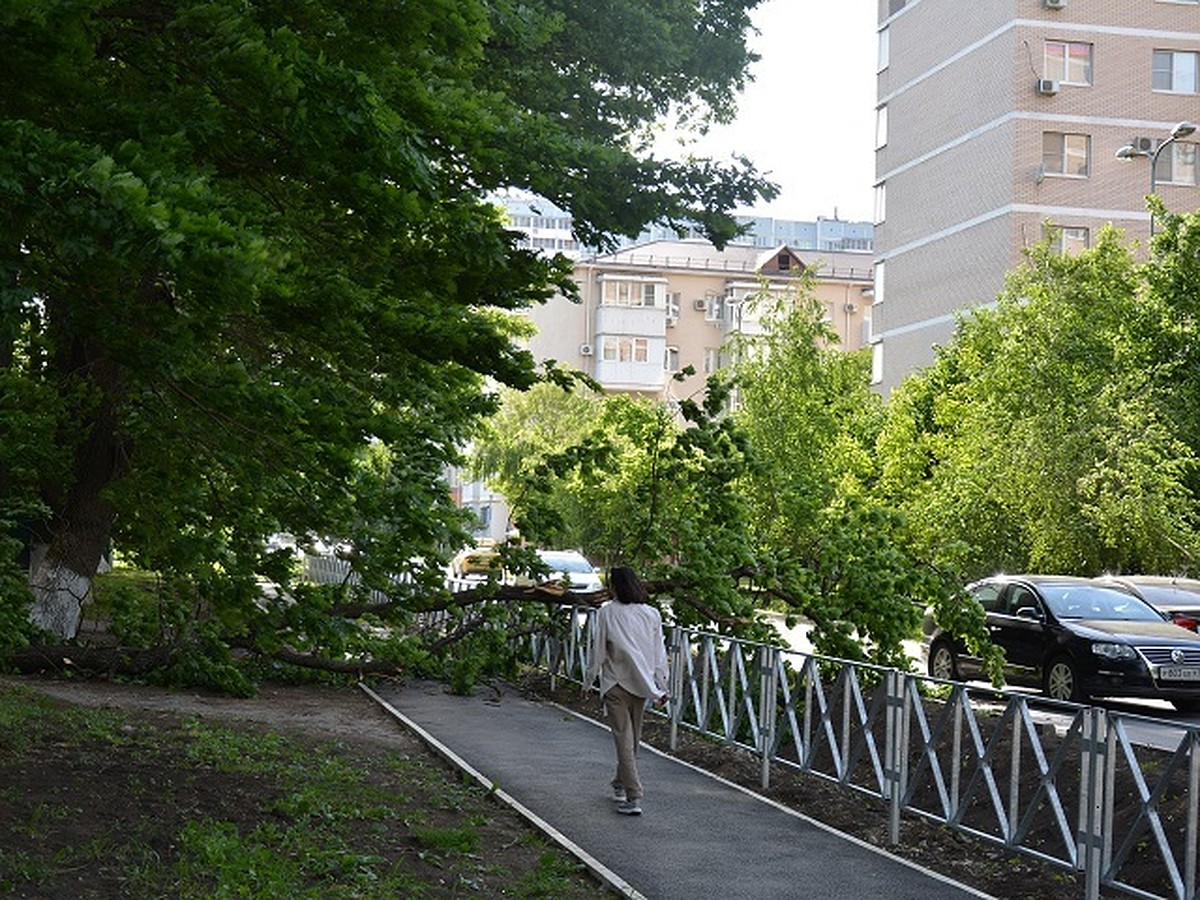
[657, 1, 878, 223]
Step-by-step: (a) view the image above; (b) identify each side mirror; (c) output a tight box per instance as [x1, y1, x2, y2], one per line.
[1014, 606, 1043, 621]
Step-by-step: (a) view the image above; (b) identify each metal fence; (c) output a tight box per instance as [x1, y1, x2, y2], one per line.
[528, 606, 1200, 900]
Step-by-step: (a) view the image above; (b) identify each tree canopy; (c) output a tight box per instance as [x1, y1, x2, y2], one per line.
[0, 0, 775, 684]
[879, 224, 1200, 580]
[473, 285, 972, 670]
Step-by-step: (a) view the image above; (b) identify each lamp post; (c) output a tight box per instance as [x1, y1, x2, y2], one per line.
[1116, 120, 1199, 236]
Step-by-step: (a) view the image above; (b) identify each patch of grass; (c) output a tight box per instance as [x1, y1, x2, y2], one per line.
[514, 851, 598, 898]
[412, 824, 481, 854]
[0, 681, 608, 899]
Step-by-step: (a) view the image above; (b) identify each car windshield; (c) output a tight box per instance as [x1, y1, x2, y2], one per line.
[1040, 584, 1163, 621]
[539, 553, 593, 574]
[1129, 584, 1200, 607]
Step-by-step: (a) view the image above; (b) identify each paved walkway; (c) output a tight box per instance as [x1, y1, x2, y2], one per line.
[363, 680, 991, 900]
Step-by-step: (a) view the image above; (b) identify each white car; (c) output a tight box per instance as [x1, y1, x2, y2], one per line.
[525, 549, 604, 593]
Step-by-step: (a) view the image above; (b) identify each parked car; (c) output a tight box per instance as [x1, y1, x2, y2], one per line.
[450, 540, 502, 580]
[926, 574, 1200, 710]
[512, 549, 604, 593]
[1096, 575, 1200, 632]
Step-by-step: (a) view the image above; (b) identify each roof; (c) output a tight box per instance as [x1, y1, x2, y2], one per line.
[582, 239, 872, 281]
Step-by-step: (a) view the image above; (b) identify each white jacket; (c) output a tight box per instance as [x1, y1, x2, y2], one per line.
[585, 600, 669, 700]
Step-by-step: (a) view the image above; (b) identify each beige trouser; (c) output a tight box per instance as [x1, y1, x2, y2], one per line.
[603, 683, 647, 800]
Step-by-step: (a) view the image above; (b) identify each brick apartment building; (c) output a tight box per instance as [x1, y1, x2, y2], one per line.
[873, 0, 1200, 392]
[525, 240, 875, 406]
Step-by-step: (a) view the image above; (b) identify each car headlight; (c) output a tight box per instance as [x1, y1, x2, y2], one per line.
[1091, 642, 1137, 661]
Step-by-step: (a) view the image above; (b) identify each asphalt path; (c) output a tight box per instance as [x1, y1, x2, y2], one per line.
[365, 679, 990, 900]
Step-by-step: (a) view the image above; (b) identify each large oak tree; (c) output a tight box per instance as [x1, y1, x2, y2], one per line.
[0, 0, 773, 668]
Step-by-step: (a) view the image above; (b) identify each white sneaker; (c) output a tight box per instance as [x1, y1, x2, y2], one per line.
[612, 785, 627, 802]
[616, 799, 642, 816]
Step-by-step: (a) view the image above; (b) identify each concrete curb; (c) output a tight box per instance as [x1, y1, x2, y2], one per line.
[358, 682, 646, 899]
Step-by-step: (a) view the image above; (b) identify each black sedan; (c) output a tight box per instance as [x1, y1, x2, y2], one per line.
[926, 574, 1200, 711]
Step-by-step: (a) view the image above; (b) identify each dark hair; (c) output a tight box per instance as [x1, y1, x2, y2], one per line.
[609, 566, 649, 604]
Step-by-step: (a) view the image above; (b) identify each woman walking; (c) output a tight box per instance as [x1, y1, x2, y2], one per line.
[585, 566, 669, 816]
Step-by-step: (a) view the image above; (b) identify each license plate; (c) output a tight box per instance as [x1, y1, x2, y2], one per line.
[1159, 666, 1200, 681]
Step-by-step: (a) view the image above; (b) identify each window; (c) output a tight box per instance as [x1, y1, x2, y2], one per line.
[1042, 132, 1090, 177]
[704, 293, 723, 322]
[1006, 587, 1040, 617]
[703, 347, 721, 375]
[472, 505, 492, 530]
[1154, 142, 1198, 185]
[601, 336, 649, 363]
[877, 27, 890, 73]
[1044, 41, 1092, 86]
[601, 280, 659, 307]
[875, 105, 888, 150]
[873, 182, 886, 224]
[666, 292, 681, 321]
[873, 260, 885, 306]
[664, 347, 680, 372]
[1153, 50, 1200, 93]
[1050, 224, 1089, 255]
[969, 583, 1005, 614]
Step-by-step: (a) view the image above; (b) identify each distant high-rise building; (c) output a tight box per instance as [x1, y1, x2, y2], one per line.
[496, 190, 581, 257]
[494, 189, 873, 259]
[873, 0, 1200, 393]
[631, 214, 874, 254]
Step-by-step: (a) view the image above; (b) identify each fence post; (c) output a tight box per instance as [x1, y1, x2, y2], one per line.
[1187, 731, 1200, 899]
[759, 645, 778, 789]
[553, 608, 574, 692]
[669, 627, 684, 752]
[885, 668, 905, 845]
[1078, 706, 1109, 900]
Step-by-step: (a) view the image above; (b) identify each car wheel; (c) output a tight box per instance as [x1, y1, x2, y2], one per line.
[928, 642, 959, 681]
[1044, 656, 1084, 703]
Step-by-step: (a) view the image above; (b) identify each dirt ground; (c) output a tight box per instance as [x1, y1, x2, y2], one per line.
[7, 675, 407, 747]
[7, 673, 1129, 899]
[2, 674, 607, 899]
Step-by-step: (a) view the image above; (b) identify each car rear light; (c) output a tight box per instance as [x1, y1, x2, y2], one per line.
[1173, 614, 1199, 632]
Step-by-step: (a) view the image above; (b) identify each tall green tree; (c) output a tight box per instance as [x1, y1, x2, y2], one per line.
[878, 226, 1200, 579]
[477, 286, 970, 669]
[730, 285, 956, 668]
[472, 378, 772, 637]
[0, 0, 773, 674]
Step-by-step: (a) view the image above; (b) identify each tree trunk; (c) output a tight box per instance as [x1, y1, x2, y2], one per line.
[28, 546, 92, 638]
[28, 342, 127, 640]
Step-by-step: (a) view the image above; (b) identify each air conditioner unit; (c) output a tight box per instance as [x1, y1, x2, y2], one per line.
[665, 316, 677, 327]
[1044, 0, 1065, 9]
[578, 343, 593, 356]
[692, 298, 708, 311]
[1035, 78, 1059, 96]
[1134, 136, 1155, 153]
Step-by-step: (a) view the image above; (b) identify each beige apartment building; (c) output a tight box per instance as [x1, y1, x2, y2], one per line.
[874, 0, 1200, 393]
[525, 240, 874, 404]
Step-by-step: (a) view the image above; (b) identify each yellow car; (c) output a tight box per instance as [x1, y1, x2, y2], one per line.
[450, 541, 502, 579]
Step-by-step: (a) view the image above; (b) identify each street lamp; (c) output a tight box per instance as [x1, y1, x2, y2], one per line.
[1115, 120, 1199, 235]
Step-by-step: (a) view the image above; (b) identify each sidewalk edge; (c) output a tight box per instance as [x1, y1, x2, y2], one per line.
[358, 682, 646, 900]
